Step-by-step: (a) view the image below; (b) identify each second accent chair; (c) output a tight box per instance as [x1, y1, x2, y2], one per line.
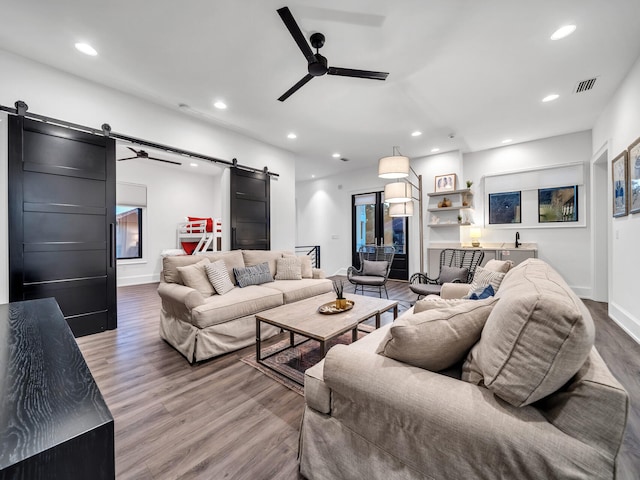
[347, 245, 395, 298]
[410, 248, 484, 299]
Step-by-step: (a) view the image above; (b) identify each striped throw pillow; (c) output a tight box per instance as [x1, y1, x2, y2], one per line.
[205, 260, 234, 295]
[467, 267, 506, 295]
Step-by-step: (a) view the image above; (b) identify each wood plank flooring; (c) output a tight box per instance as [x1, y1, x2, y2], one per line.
[76, 279, 640, 479]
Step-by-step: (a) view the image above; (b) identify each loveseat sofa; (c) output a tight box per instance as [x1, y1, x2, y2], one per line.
[158, 250, 332, 363]
[299, 259, 629, 479]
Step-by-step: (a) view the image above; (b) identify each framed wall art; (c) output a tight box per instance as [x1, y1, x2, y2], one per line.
[628, 136, 640, 214]
[434, 173, 456, 192]
[612, 150, 628, 217]
[538, 185, 578, 223]
[489, 191, 521, 224]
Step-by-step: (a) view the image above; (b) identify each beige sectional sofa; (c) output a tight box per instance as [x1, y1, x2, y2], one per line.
[158, 250, 332, 363]
[299, 259, 629, 479]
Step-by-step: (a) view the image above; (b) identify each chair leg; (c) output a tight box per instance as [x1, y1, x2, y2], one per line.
[383, 284, 389, 299]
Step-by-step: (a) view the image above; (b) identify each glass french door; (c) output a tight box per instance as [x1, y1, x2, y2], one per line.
[352, 192, 409, 280]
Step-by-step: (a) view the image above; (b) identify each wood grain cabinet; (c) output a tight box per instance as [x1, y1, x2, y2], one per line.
[0, 298, 114, 479]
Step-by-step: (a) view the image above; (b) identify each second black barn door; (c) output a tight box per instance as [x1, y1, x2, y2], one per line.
[8, 116, 117, 336]
[230, 167, 270, 250]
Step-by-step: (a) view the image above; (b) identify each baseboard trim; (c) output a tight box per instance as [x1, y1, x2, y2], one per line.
[609, 302, 640, 345]
[117, 273, 160, 287]
[571, 286, 592, 299]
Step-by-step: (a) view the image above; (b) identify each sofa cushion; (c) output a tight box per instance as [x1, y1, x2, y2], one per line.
[234, 262, 274, 287]
[163, 255, 205, 284]
[263, 279, 333, 304]
[190, 285, 283, 328]
[467, 266, 506, 293]
[376, 297, 497, 371]
[362, 260, 388, 277]
[462, 259, 595, 407]
[275, 257, 302, 280]
[177, 258, 214, 296]
[439, 266, 469, 284]
[242, 250, 283, 277]
[205, 260, 234, 295]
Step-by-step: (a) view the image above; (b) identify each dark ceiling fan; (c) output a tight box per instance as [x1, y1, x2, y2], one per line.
[117, 147, 182, 166]
[276, 6, 389, 102]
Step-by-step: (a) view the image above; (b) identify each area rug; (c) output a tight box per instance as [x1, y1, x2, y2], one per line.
[241, 326, 374, 396]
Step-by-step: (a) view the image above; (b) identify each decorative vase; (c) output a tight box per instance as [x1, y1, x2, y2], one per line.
[335, 298, 347, 309]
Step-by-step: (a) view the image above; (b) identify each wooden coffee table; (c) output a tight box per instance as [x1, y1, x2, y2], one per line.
[255, 292, 398, 385]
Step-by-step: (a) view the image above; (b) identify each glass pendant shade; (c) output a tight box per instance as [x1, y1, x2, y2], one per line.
[384, 182, 412, 203]
[378, 155, 410, 178]
[389, 201, 414, 217]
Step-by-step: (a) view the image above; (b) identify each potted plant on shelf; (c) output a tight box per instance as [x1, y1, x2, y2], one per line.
[333, 280, 347, 309]
[457, 215, 462, 224]
[466, 180, 473, 188]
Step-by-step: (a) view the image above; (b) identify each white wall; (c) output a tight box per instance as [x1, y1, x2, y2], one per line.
[296, 150, 463, 277]
[463, 131, 593, 296]
[0, 48, 297, 293]
[593, 53, 640, 343]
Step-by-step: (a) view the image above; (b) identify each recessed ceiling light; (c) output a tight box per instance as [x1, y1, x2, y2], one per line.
[190, 162, 198, 167]
[542, 94, 559, 102]
[311, 174, 316, 178]
[431, 148, 440, 153]
[502, 139, 513, 144]
[332, 153, 340, 158]
[550, 25, 576, 41]
[287, 132, 297, 139]
[213, 100, 227, 109]
[75, 42, 97, 56]
[411, 131, 422, 137]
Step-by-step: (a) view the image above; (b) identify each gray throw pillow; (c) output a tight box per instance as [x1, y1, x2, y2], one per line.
[233, 262, 273, 287]
[439, 266, 469, 284]
[362, 260, 388, 277]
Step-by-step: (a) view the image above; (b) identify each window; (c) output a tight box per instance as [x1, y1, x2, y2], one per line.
[116, 206, 142, 259]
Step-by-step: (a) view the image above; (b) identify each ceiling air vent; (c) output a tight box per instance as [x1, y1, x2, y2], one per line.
[574, 77, 598, 93]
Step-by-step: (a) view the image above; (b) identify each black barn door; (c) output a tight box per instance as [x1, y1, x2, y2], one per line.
[230, 167, 270, 250]
[8, 116, 117, 336]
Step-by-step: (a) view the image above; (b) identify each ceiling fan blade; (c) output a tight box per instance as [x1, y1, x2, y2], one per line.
[148, 156, 183, 166]
[277, 7, 316, 64]
[117, 156, 138, 161]
[278, 74, 314, 102]
[328, 67, 389, 81]
[126, 146, 139, 154]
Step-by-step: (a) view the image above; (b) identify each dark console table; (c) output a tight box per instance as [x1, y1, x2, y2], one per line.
[0, 298, 114, 479]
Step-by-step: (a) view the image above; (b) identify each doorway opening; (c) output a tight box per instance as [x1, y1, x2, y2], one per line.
[352, 192, 409, 280]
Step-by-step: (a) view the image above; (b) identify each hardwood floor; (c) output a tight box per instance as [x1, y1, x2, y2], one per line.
[76, 279, 640, 479]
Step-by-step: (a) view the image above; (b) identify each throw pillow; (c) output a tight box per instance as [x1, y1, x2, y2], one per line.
[204, 260, 234, 295]
[468, 266, 506, 293]
[187, 216, 213, 232]
[362, 260, 388, 277]
[413, 297, 468, 314]
[176, 258, 214, 296]
[465, 284, 495, 300]
[275, 257, 302, 280]
[284, 254, 313, 278]
[439, 266, 469, 284]
[233, 262, 273, 287]
[462, 260, 595, 407]
[376, 297, 497, 372]
[483, 259, 514, 273]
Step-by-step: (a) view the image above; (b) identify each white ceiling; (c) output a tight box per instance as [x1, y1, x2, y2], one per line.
[2, 0, 640, 180]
